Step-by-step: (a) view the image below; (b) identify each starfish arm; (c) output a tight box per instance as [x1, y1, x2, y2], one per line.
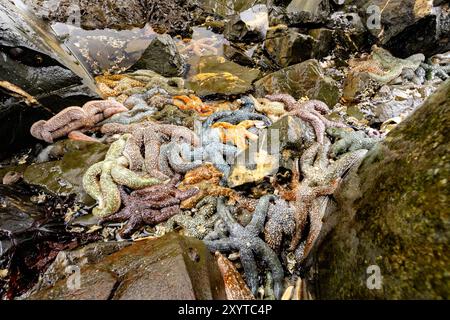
[48, 119, 87, 141]
[42, 107, 86, 132]
[123, 136, 145, 172]
[111, 165, 161, 189]
[100, 207, 131, 224]
[324, 149, 368, 182]
[247, 195, 276, 236]
[152, 205, 181, 224]
[120, 213, 145, 238]
[203, 111, 234, 128]
[239, 247, 259, 296]
[254, 240, 285, 300]
[168, 143, 202, 173]
[94, 168, 122, 217]
[204, 238, 236, 252]
[289, 110, 326, 144]
[82, 162, 103, 204]
[301, 197, 329, 262]
[300, 143, 320, 175]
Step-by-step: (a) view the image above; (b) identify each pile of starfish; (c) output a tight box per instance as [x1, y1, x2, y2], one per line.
[29, 84, 380, 299]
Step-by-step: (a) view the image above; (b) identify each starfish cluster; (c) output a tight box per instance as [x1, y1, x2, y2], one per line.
[31, 100, 128, 143]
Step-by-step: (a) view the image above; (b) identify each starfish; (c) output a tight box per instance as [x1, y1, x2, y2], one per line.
[178, 164, 255, 212]
[165, 196, 219, 239]
[263, 197, 295, 253]
[419, 62, 450, 81]
[96, 74, 145, 100]
[100, 175, 199, 238]
[202, 109, 272, 130]
[100, 88, 170, 125]
[178, 37, 220, 57]
[101, 121, 200, 179]
[125, 69, 187, 96]
[265, 94, 346, 144]
[172, 94, 215, 116]
[30, 100, 128, 143]
[276, 139, 368, 261]
[204, 196, 284, 299]
[159, 142, 203, 177]
[150, 104, 196, 129]
[211, 120, 261, 150]
[349, 45, 425, 84]
[326, 127, 381, 158]
[254, 97, 286, 122]
[82, 134, 162, 217]
[215, 252, 255, 300]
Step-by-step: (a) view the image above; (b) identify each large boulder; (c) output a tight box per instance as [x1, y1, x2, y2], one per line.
[349, 0, 450, 57]
[254, 59, 340, 106]
[28, 233, 226, 300]
[314, 79, 450, 299]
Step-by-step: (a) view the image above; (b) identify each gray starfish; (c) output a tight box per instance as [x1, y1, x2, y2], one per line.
[279, 138, 368, 262]
[326, 127, 381, 158]
[204, 196, 284, 300]
[100, 88, 169, 125]
[264, 198, 295, 253]
[165, 196, 218, 239]
[202, 109, 272, 129]
[159, 142, 203, 177]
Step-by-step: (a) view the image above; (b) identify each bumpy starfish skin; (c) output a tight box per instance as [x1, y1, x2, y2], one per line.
[159, 142, 203, 177]
[255, 98, 286, 122]
[100, 88, 170, 125]
[278, 139, 368, 259]
[101, 180, 199, 238]
[327, 127, 381, 158]
[31, 100, 127, 143]
[82, 134, 162, 217]
[215, 252, 255, 300]
[165, 196, 219, 239]
[350, 46, 425, 83]
[204, 196, 284, 299]
[173, 94, 214, 116]
[212, 120, 261, 150]
[101, 121, 200, 180]
[96, 75, 145, 99]
[126, 70, 187, 96]
[178, 165, 255, 212]
[264, 198, 295, 252]
[266, 94, 346, 144]
[203, 109, 272, 129]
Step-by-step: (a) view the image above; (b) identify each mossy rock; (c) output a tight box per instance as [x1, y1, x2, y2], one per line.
[23, 140, 108, 206]
[315, 79, 450, 299]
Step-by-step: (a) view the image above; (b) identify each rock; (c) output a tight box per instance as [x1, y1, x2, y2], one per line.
[132, 34, 186, 77]
[25, 242, 131, 296]
[286, 0, 331, 25]
[224, 4, 269, 43]
[28, 233, 226, 300]
[0, 185, 47, 259]
[24, 0, 198, 36]
[350, 0, 450, 57]
[264, 26, 334, 68]
[314, 79, 450, 299]
[187, 56, 261, 96]
[23, 140, 108, 205]
[254, 59, 340, 106]
[223, 43, 257, 66]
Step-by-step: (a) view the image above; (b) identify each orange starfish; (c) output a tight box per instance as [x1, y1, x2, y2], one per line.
[211, 120, 260, 150]
[172, 94, 214, 116]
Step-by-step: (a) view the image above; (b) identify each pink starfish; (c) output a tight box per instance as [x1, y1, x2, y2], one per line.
[265, 94, 346, 144]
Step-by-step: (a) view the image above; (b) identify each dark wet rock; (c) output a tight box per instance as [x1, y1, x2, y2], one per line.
[25, 0, 200, 36]
[25, 241, 131, 296]
[0, 185, 47, 259]
[23, 140, 108, 206]
[285, 0, 331, 25]
[224, 4, 269, 43]
[223, 43, 256, 67]
[187, 56, 261, 96]
[350, 0, 450, 57]
[314, 79, 450, 299]
[264, 26, 334, 68]
[28, 233, 226, 300]
[327, 11, 374, 58]
[132, 34, 186, 77]
[198, 0, 267, 17]
[254, 59, 340, 106]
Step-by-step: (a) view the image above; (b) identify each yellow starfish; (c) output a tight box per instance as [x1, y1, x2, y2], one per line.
[95, 74, 145, 100]
[172, 94, 214, 116]
[211, 120, 261, 150]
